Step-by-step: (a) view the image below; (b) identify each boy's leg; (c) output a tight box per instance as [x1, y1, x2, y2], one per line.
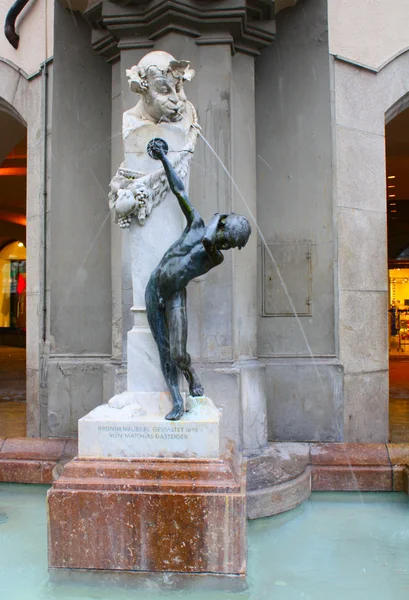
[145, 277, 185, 420]
[167, 290, 204, 397]
[158, 345, 185, 420]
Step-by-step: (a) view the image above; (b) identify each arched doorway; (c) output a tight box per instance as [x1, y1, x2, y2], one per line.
[0, 109, 27, 437]
[386, 105, 409, 442]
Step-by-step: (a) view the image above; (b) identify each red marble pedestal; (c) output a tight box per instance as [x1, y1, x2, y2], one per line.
[47, 455, 246, 575]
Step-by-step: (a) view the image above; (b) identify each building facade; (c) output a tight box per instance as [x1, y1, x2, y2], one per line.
[1, 0, 408, 450]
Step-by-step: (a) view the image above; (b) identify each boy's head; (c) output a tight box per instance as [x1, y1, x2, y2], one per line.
[216, 213, 251, 250]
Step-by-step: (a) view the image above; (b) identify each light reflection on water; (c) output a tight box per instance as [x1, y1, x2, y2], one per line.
[0, 484, 409, 600]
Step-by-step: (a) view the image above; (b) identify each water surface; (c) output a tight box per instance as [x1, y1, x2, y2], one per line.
[0, 484, 408, 599]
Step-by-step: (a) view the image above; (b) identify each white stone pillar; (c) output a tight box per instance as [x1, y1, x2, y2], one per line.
[116, 52, 198, 393]
[127, 185, 183, 392]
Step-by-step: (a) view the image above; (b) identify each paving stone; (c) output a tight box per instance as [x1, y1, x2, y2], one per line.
[247, 442, 310, 491]
[387, 443, 409, 465]
[246, 443, 311, 518]
[62, 439, 78, 459]
[248, 468, 311, 519]
[0, 459, 55, 484]
[310, 443, 390, 466]
[312, 465, 392, 491]
[0, 437, 66, 461]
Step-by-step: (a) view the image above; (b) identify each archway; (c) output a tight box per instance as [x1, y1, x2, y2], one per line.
[385, 105, 409, 442]
[0, 107, 27, 437]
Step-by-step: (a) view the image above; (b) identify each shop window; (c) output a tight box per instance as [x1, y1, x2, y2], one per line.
[0, 241, 26, 330]
[389, 267, 409, 353]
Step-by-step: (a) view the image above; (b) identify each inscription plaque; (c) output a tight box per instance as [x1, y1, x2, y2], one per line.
[78, 396, 220, 459]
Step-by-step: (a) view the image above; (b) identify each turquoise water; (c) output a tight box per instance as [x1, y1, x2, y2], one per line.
[1, 484, 409, 599]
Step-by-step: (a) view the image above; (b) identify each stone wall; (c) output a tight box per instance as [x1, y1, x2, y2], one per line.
[0, 61, 46, 437]
[35, 0, 409, 443]
[255, 0, 343, 441]
[0, 0, 53, 76]
[331, 54, 409, 442]
[328, 0, 409, 71]
[46, 3, 112, 437]
[323, 0, 409, 441]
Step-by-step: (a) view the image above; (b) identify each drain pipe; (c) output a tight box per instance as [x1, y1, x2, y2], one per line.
[42, 58, 48, 343]
[4, 0, 30, 48]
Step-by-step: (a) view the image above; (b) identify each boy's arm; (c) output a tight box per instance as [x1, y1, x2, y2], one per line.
[160, 154, 195, 222]
[147, 137, 196, 223]
[202, 214, 225, 262]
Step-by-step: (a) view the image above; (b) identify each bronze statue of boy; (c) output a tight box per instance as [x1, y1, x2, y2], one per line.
[146, 138, 251, 420]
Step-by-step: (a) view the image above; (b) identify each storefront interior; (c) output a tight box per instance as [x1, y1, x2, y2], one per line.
[0, 116, 27, 437]
[386, 106, 409, 442]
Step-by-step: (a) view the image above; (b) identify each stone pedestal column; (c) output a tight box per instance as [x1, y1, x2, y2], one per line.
[48, 454, 246, 574]
[124, 127, 189, 394]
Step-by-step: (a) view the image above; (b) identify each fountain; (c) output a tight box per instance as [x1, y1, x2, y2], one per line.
[47, 51, 247, 576]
